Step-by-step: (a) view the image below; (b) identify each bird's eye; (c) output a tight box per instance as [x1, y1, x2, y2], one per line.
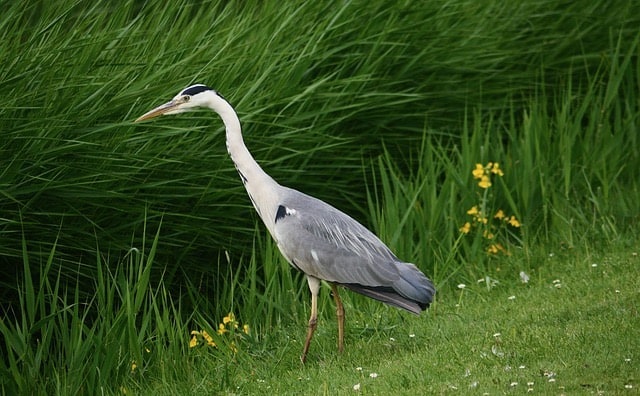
[182, 95, 191, 102]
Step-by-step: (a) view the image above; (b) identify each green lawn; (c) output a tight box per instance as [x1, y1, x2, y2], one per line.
[123, 242, 638, 395]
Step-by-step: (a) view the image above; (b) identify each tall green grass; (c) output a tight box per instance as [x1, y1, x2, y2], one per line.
[2, 0, 638, 283]
[0, 221, 191, 394]
[1, 0, 639, 393]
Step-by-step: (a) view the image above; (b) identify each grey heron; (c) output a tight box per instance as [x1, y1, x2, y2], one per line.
[135, 84, 436, 362]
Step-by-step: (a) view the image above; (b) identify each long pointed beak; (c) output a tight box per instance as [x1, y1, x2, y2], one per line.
[135, 100, 179, 122]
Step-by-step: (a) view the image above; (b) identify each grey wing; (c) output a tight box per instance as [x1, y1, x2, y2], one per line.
[273, 193, 396, 283]
[272, 190, 435, 311]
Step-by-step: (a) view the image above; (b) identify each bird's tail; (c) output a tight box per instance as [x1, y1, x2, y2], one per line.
[342, 263, 435, 314]
[394, 262, 436, 309]
[341, 284, 424, 314]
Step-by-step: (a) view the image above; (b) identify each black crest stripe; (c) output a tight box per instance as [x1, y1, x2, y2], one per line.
[181, 84, 211, 96]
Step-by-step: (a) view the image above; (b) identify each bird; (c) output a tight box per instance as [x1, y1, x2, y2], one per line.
[135, 84, 436, 362]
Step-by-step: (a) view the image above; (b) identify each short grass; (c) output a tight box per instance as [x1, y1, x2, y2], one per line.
[124, 241, 639, 395]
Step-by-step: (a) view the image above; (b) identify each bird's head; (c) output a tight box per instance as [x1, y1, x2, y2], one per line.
[135, 84, 216, 122]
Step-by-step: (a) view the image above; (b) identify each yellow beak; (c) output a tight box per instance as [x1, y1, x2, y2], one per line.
[135, 100, 180, 122]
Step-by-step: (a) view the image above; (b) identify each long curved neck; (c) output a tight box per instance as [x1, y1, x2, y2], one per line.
[207, 93, 281, 227]
[213, 96, 263, 182]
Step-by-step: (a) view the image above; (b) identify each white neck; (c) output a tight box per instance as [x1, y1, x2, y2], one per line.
[206, 93, 281, 230]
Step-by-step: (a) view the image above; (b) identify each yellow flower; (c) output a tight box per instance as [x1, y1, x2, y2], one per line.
[467, 206, 479, 216]
[131, 361, 137, 372]
[508, 216, 521, 227]
[483, 230, 494, 239]
[472, 163, 485, 179]
[478, 175, 492, 189]
[490, 162, 504, 176]
[217, 323, 228, 335]
[202, 330, 216, 346]
[460, 222, 471, 234]
[223, 312, 235, 325]
[494, 209, 505, 220]
[487, 243, 506, 255]
[243, 324, 250, 335]
[190, 330, 217, 347]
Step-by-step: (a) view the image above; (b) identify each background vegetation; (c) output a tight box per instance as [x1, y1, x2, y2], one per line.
[1, 0, 638, 394]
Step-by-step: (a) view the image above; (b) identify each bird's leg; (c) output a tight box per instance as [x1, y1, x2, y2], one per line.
[301, 302, 317, 364]
[301, 276, 320, 363]
[330, 284, 345, 353]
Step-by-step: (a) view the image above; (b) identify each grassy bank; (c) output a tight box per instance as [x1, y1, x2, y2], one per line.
[3, 235, 637, 394]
